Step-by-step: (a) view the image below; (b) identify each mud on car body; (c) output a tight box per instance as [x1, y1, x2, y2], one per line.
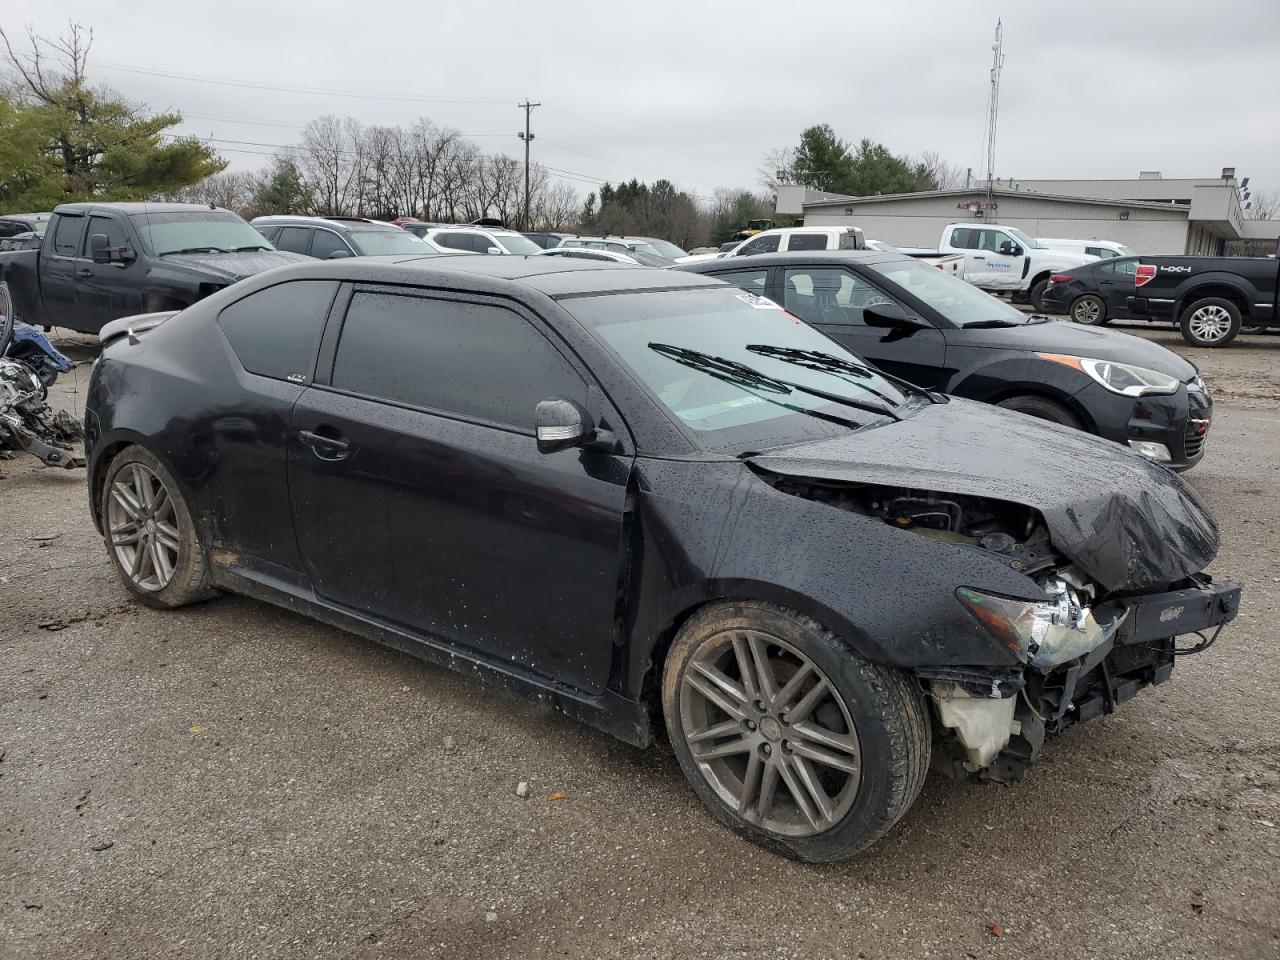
[83, 256, 1240, 861]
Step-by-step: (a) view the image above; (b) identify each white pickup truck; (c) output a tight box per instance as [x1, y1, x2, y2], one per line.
[905, 223, 1096, 310]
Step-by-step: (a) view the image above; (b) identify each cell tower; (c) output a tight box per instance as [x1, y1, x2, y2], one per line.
[982, 19, 1005, 214]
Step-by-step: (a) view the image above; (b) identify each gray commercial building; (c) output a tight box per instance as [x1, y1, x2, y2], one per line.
[779, 171, 1280, 256]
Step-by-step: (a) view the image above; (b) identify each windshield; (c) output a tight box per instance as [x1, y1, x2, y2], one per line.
[869, 259, 1033, 327]
[349, 230, 433, 256]
[496, 234, 542, 255]
[32, 220, 50, 237]
[130, 211, 273, 255]
[564, 287, 919, 452]
[1004, 226, 1042, 250]
[635, 238, 688, 259]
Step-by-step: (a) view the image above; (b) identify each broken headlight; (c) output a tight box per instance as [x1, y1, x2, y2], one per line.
[1037, 354, 1180, 397]
[956, 579, 1110, 669]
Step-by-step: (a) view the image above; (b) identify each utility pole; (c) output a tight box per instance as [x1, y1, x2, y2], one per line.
[981, 20, 1005, 217]
[518, 100, 541, 230]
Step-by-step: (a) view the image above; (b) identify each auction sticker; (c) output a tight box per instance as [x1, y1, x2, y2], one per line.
[734, 293, 781, 309]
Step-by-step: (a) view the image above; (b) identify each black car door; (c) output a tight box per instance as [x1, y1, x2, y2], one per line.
[773, 264, 948, 389]
[40, 213, 84, 327]
[74, 212, 145, 332]
[1096, 259, 1138, 317]
[288, 285, 633, 695]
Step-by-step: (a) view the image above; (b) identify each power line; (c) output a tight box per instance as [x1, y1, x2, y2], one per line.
[91, 59, 517, 105]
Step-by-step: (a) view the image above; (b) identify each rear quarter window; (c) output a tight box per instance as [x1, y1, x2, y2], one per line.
[217, 280, 339, 382]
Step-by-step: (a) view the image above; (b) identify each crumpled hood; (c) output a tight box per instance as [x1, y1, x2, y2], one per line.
[751, 397, 1218, 592]
[158, 249, 310, 283]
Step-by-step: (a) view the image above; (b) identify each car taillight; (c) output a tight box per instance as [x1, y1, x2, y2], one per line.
[1135, 264, 1157, 287]
[1049, 274, 1073, 284]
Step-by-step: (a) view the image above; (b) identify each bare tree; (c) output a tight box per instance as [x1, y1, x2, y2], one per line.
[912, 151, 965, 191]
[758, 147, 797, 193]
[1247, 189, 1280, 221]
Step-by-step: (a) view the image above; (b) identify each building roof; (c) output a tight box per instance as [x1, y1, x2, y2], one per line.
[800, 187, 1181, 213]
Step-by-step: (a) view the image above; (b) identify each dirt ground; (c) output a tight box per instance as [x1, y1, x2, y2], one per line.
[2, 324, 1278, 960]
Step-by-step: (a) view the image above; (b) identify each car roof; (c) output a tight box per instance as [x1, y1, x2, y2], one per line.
[54, 202, 233, 216]
[429, 225, 521, 235]
[673, 250, 908, 272]
[248, 253, 724, 299]
[252, 216, 400, 233]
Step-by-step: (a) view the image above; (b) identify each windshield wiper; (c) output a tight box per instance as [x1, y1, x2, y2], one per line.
[961, 319, 1024, 329]
[649, 342, 902, 423]
[227, 245, 271, 253]
[743, 344, 927, 406]
[159, 246, 227, 255]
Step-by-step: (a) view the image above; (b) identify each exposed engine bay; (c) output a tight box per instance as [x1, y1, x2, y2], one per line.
[758, 472, 1238, 784]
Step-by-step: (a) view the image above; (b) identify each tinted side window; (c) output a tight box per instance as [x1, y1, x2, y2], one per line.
[785, 233, 829, 252]
[254, 224, 280, 242]
[783, 268, 887, 327]
[738, 234, 780, 255]
[1087, 246, 1117, 259]
[949, 227, 976, 249]
[275, 227, 312, 255]
[713, 268, 769, 295]
[50, 216, 84, 257]
[331, 292, 586, 430]
[83, 215, 130, 255]
[979, 230, 1012, 253]
[432, 232, 471, 251]
[1108, 259, 1138, 279]
[0, 221, 18, 239]
[218, 280, 338, 381]
[310, 229, 350, 259]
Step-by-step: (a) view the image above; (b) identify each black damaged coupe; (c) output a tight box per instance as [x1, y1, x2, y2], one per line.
[85, 255, 1240, 861]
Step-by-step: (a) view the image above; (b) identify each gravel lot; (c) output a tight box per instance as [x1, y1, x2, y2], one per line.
[2, 325, 1278, 959]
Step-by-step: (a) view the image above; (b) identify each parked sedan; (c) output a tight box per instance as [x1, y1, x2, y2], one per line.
[252, 216, 446, 258]
[676, 251, 1211, 470]
[536, 247, 670, 266]
[85, 255, 1238, 861]
[1039, 257, 1141, 326]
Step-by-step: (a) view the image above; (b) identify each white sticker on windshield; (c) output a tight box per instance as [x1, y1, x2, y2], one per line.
[734, 292, 781, 310]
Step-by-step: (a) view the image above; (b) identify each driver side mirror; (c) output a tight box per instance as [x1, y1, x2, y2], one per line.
[89, 233, 135, 265]
[535, 398, 618, 454]
[486, 246, 503, 255]
[863, 301, 930, 341]
[327, 249, 354, 259]
[998, 239, 1023, 257]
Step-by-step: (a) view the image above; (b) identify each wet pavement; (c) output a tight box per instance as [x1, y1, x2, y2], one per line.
[2, 327, 1278, 959]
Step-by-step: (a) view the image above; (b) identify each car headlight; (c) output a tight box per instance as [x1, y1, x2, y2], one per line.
[1037, 353, 1180, 397]
[956, 579, 1111, 669]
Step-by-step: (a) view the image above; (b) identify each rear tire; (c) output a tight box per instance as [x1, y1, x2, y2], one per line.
[661, 600, 930, 862]
[101, 445, 214, 609]
[1028, 277, 1051, 312]
[996, 395, 1082, 429]
[1179, 297, 1241, 347]
[1069, 294, 1109, 326]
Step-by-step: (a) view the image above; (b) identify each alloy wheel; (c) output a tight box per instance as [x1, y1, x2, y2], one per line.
[107, 462, 181, 592]
[1072, 297, 1102, 324]
[679, 630, 861, 837]
[1188, 304, 1233, 342]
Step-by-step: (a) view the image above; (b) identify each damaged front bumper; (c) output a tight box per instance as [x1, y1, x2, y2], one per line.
[922, 574, 1240, 782]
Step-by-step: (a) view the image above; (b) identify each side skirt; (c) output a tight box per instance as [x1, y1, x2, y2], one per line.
[208, 559, 653, 748]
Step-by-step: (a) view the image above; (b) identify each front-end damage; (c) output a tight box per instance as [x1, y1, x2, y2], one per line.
[753, 470, 1241, 783]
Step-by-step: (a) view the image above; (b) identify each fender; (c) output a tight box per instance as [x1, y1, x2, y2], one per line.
[1172, 272, 1259, 320]
[618, 457, 1043, 701]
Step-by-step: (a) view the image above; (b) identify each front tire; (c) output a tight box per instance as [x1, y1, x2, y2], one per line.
[1069, 294, 1109, 326]
[102, 445, 214, 609]
[1180, 297, 1241, 347]
[996, 394, 1082, 429]
[661, 601, 930, 862]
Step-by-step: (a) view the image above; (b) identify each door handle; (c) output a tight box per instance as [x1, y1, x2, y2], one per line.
[298, 429, 350, 460]
[77, 268, 94, 278]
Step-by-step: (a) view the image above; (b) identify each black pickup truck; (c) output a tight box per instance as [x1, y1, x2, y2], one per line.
[1126, 244, 1280, 347]
[0, 202, 308, 334]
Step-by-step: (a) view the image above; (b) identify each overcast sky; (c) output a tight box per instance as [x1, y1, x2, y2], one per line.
[10, 0, 1280, 201]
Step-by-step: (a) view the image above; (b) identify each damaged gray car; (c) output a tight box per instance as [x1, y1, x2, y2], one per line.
[85, 260, 1240, 862]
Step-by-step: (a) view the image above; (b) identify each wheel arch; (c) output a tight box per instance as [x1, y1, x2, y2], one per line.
[632, 581, 877, 710]
[1175, 282, 1252, 322]
[89, 431, 184, 534]
[974, 385, 1095, 432]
